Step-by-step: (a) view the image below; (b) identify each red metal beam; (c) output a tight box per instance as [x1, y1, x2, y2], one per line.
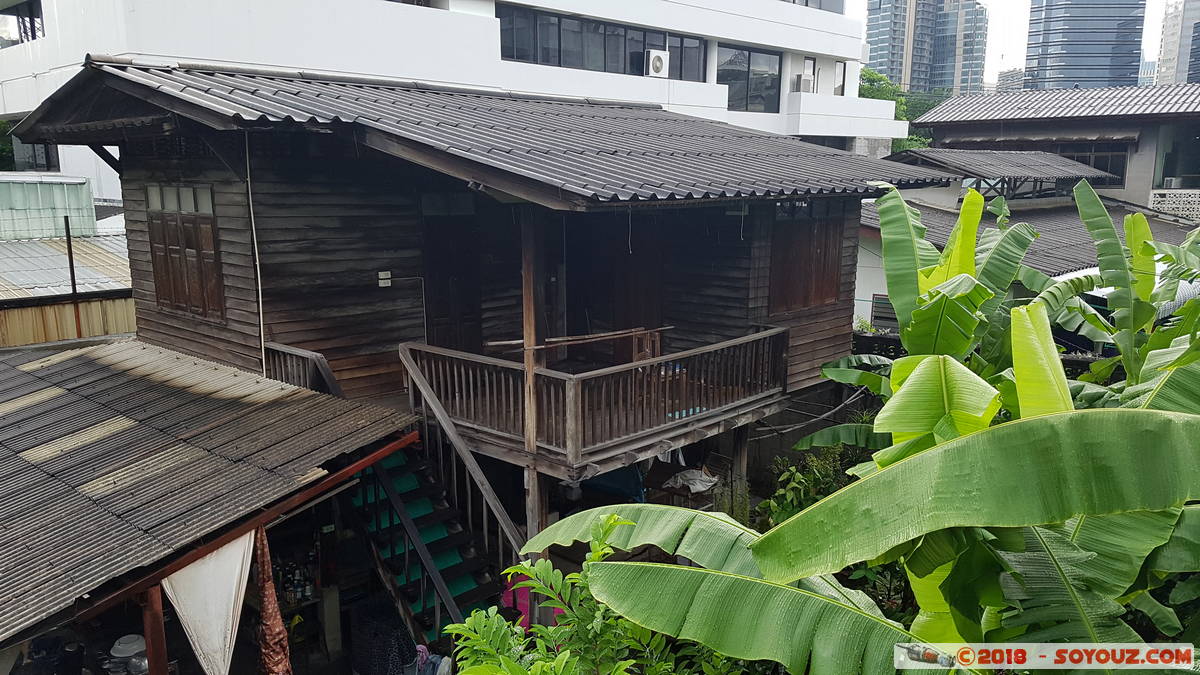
[77, 431, 419, 620]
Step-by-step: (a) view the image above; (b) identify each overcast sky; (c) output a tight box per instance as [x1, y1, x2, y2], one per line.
[845, 0, 1166, 83]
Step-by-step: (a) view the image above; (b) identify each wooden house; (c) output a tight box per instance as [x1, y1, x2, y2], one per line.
[15, 56, 952, 533]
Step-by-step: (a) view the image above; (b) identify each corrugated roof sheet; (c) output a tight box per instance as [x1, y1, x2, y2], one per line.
[0, 340, 415, 642]
[25, 57, 955, 206]
[861, 200, 1193, 276]
[885, 148, 1115, 181]
[0, 235, 130, 299]
[916, 83, 1200, 125]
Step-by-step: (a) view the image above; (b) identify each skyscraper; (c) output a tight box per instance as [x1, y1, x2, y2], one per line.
[1158, 0, 1200, 84]
[1191, 21, 1200, 83]
[866, 0, 987, 94]
[1140, 59, 1158, 86]
[996, 67, 1025, 91]
[1025, 0, 1145, 89]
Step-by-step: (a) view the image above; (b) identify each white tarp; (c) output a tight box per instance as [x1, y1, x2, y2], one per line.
[162, 530, 256, 675]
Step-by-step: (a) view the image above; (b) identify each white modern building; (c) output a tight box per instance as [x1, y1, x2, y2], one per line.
[1158, 0, 1200, 85]
[0, 0, 908, 201]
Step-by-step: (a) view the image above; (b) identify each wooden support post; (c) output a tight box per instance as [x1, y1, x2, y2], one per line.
[520, 207, 545, 536]
[141, 585, 169, 675]
[731, 425, 751, 523]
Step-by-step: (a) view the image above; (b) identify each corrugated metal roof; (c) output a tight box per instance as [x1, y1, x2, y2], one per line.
[916, 83, 1200, 125]
[0, 340, 416, 642]
[0, 235, 130, 299]
[22, 57, 955, 207]
[885, 149, 1115, 181]
[861, 200, 1193, 276]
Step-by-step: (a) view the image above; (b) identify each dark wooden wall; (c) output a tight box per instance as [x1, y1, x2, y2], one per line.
[122, 140, 263, 372]
[122, 133, 433, 401]
[248, 140, 428, 402]
[763, 199, 861, 391]
[660, 208, 762, 352]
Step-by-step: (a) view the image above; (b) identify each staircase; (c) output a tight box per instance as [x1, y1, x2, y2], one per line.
[348, 443, 505, 639]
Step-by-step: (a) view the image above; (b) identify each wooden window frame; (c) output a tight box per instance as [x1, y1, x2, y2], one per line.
[767, 200, 845, 317]
[145, 184, 224, 322]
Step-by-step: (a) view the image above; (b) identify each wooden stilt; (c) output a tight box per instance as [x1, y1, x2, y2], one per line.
[141, 585, 169, 675]
[520, 207, 545, 536]
[731, 425, 751, 523]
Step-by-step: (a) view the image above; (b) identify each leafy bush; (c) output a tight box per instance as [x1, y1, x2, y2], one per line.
[447, 515, 777, 675]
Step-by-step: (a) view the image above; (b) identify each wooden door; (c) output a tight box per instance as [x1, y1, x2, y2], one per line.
[423, 217, 483, 352]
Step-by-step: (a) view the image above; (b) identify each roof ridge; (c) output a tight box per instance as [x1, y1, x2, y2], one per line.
[84, 53, 664, 110]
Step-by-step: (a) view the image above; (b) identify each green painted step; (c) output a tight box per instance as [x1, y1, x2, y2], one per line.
[408, 574, 481, 616]
[392, 548, 466, 586]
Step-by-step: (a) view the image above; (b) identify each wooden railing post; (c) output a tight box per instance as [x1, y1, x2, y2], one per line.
[564, 378, 583, 467]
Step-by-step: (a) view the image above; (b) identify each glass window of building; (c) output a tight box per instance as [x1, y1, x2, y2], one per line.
[802, 57, 817, 93]
[719, 46, 783, 113]
[496, 4, 706, 82]
[834, 61, 846, 95]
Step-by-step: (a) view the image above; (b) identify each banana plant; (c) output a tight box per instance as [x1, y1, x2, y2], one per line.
[519, 301, 1200, 673]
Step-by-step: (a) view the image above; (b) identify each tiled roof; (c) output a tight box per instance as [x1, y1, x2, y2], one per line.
[885, 149, 1114, 181]
[0, 340, 415, 642]
[916, 83, 1200, 125]
[18, 57, 955, 208]
[861, 200, 1193, 276]
[0, 235, 130, 300]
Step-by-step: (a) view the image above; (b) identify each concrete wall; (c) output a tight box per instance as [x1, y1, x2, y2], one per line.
[854, 225, 885, 325]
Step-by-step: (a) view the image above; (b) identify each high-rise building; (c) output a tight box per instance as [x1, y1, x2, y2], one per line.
[1191, 21, 1200, 82]
[997, 67, 1025, 91]
[1024, 0, 1145, 89]
[1157, 0, 1200, 85]
[1140, 59, 1158, 85]
[867, 0, 987, 94]
[931, 0, 989, 94]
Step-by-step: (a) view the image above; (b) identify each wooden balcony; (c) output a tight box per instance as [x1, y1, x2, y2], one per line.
[401, 328, 790, 479]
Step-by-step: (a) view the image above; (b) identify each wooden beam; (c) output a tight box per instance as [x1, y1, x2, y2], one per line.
[88, 145, 122, 175]
[521, 207, 546, 536]
[141, 585, 169, 675]
[730, 425, 751, 523]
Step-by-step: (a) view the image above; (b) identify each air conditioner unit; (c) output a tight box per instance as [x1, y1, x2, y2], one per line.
[794, 73, 815, 93]
[645, 49, 670, 78]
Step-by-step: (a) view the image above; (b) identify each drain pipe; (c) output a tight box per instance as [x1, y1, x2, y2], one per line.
[245, 131, 267, 375]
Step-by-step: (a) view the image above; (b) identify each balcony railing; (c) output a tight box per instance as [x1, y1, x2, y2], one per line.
[401, 327, 788, 466]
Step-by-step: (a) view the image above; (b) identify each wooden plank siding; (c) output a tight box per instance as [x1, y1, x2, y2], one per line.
[661, 209, 762, 352]
[248, 155, 427, 401]
[764, 199, 861, 391]
[122, 156, 264, 372]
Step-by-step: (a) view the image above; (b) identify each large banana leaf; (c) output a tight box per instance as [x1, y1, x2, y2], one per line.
[997, 526, 1142, 643]
[1017, 265, 1112, 342]
[907, 562, 967, 643]
[919, 189, 984, 292]
[1124, 339, 1200, 413]
[873, 355, 999, 444]
[1124, 212, 1156, 304]
[587, 562, 937, 675]
[750, 408, 1200, 583]
[1032, 273, 1106, 322]
[793, 423, 891, 451]
[821, 355, 894, 398]
[1146, 504, 1200, 574]
[878, 188, 940, 329]
[901, 274, 994, 359]
[1048, 509, 1183, 597]
[520, 504, 761, 577]
[519, 504, 881, 614]
[1011, 303, 1073, 417]
[973, 221, 1039, 322]
[1073, 181, 1155, 382]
